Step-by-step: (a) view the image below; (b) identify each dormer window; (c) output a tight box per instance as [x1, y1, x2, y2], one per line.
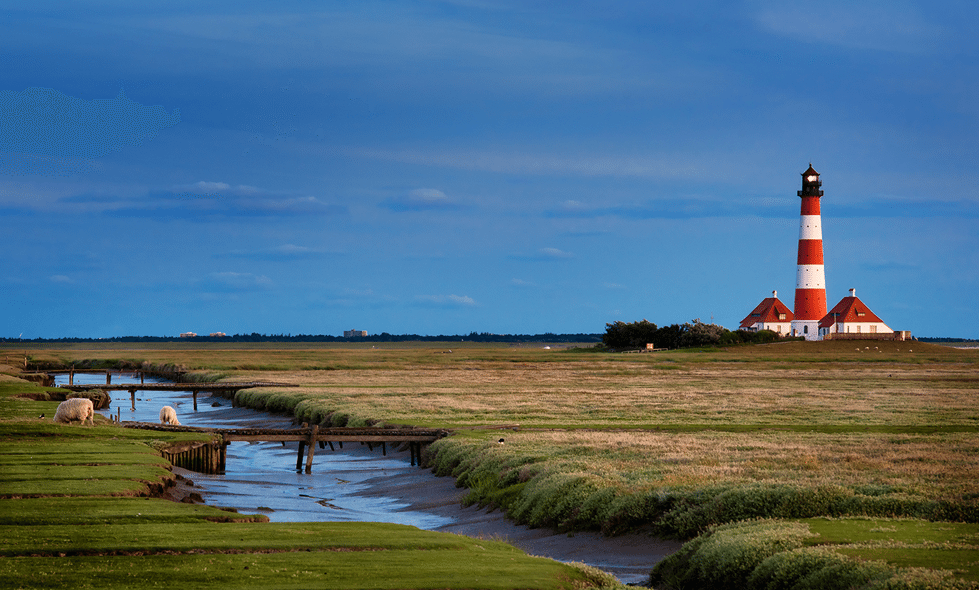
[778, 313, 786, 320]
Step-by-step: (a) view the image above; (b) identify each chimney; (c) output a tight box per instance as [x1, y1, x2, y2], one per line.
[849, 288, 856, 297]
[772, 290, 777, 299]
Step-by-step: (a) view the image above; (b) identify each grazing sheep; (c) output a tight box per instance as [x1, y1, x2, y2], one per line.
[159, 405, 180, 425]
[53, 398, 94, 426]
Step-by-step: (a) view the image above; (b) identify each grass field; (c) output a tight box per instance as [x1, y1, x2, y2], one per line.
[0, 368, 618, 590]
[2, 339, 978, 588]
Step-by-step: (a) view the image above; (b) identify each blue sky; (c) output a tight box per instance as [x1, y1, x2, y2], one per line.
[1, 1, 976, 339]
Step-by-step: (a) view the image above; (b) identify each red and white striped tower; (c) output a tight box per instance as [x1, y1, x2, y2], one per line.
[791, 164, 827, 340]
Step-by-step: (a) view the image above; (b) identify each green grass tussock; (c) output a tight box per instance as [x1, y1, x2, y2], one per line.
[426, 434, 979, 539]
[0, 497, 267, 526]
[657, 484, 979, 539]
[650, 519, 979, 590]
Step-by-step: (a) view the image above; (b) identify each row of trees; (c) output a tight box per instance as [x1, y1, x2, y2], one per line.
[601, 319, 786, 351]
[1, 332, 603, 344]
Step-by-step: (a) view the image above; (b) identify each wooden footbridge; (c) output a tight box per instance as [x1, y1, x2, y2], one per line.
[60, 380, 288, 411]
[122, 423, 450, 474]
[42, 371, 450, 474]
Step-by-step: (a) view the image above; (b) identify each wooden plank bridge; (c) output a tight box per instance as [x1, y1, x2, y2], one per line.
[122, 423, 450, 474]
[60, 381, 288, 411]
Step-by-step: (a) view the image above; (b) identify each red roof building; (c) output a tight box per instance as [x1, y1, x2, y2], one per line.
[740, 290, 794, 335]
[818, 288, 892, 338]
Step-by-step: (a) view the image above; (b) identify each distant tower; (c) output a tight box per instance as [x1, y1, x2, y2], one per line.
[791, 165, 828, 340]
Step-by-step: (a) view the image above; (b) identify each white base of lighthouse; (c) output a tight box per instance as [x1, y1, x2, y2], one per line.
[791, 320, 822, 341]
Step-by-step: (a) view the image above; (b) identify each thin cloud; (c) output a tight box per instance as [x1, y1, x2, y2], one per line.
[753, 3, 943, 54]
[829, 199, 979, 218]
[546, 195, 978, 221]
[59, 193, 128, 204]
[217, 244, 339, 260]
[509, 247, 574, 261]
[380, 188, 462, 212]
[345, 146, 702, 180]
[415, 294, 477, 307]
[543, 199, 762, 220]
[0, 87, 180, 176]
[206, 272, 273, 291]
[105, 182, 346, 219]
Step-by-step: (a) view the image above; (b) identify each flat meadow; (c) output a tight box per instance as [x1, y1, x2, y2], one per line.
[5, 339, 979, 587]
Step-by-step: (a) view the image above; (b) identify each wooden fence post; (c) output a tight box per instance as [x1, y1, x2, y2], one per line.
[305, 425, 319, 473]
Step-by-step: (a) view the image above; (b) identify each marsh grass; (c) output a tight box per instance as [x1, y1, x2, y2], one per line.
[650, 519, 979, 589]
[429, 429, 979, 536]
[0, 365, 612, 590]
[0, 545, 598, 590]
[4, 341, 978, 586]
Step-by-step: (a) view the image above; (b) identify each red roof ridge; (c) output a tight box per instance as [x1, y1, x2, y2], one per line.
[740, 295, 794, 328]
[819, 294, 885, 327]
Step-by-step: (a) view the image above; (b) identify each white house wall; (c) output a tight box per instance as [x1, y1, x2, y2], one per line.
[839, 322, 893, 334]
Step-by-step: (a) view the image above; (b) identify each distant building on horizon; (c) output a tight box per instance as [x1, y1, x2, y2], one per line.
[343, 329, 368, 338]
[179, 332, 197, 338]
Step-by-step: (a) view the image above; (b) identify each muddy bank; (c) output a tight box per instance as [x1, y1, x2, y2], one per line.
[158, 435, 680, 584]
[155, 471, 208, 506]
[351, 448, 683, 585]
[108, 387, 679, 585]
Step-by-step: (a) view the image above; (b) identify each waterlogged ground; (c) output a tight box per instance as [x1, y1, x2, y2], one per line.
[58, 372, 679, 584]
[58, 373, 451, 527]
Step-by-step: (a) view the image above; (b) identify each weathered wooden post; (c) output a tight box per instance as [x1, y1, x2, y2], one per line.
[193, 390, 198, 411]
[69, 368, 74, 386]
[296, 440, 306, 471]
[117, 407, 121, 423]
[129, 389, 136, 411]
[140, 371, 144, 384]
[106, 371, 111, 385]
[305, 425, 319, 473]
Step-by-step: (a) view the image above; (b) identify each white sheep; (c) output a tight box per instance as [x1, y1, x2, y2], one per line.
[159, 405, 180, 425]
[53, 398, 94, 426]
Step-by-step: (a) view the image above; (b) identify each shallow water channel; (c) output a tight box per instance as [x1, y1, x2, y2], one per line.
[58, 373, 450, 527]
[57, 373, 678, 584]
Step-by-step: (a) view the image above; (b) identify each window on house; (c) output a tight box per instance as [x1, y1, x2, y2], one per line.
[778, 313, 786, 320]
[803, 326, 808, 334]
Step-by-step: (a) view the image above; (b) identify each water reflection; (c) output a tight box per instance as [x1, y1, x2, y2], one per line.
[54, 372, 452, 528]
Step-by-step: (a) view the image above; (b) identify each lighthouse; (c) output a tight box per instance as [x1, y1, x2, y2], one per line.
[791, 165, 828, 340]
